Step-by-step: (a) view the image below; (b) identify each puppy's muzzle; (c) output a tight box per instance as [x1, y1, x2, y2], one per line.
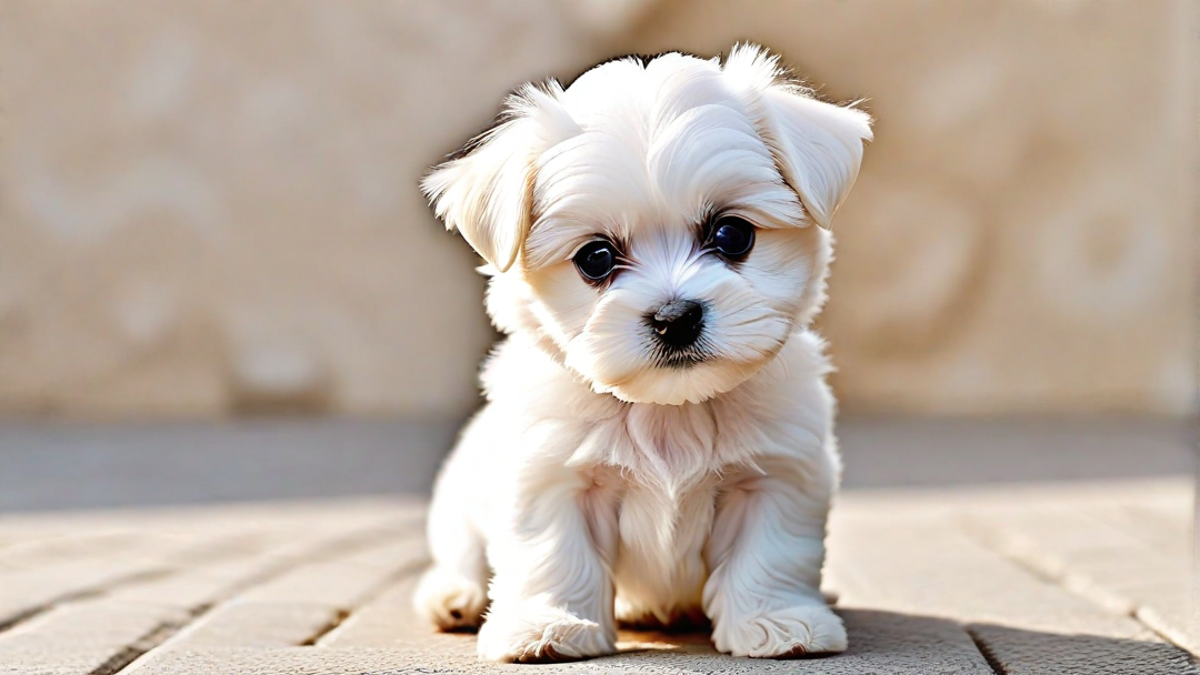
[647, 300, 705, 350]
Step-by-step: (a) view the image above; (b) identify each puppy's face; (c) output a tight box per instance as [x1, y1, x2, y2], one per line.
[517, 159, 829, 406]
[425, 46, 871, 405]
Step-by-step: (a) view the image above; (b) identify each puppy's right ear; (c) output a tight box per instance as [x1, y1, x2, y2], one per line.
[723, 44, 872, 229]
[422, 84, 576, 273]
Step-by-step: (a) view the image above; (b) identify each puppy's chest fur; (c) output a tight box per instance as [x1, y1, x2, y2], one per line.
[576, 404, 766, 625]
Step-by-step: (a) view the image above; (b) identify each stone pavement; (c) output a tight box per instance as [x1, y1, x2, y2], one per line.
[0, 477, 1194, 674]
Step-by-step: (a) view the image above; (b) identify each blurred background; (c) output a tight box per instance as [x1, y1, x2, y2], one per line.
[0, 0, 1195, 510]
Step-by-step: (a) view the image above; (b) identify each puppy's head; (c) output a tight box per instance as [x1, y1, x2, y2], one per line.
[424, 45, 871, 405]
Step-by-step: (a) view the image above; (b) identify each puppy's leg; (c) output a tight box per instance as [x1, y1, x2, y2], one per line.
[414, 491, 488, 630]
[703, 460, 846, 658]
[414, 419, 491, 631]
[478, 468, 617, 663]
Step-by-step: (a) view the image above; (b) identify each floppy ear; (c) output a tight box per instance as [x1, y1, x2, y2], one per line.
[724, 44, 873, 228]
[421, 84, 571, 272]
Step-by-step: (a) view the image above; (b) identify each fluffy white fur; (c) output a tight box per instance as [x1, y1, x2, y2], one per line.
[416, 44, 871, 662]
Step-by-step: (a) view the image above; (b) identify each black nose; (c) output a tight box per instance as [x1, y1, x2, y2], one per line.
[648, 300, 705, 349]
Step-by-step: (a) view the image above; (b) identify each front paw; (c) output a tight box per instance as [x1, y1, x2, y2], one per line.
[478, 603, 615, 663]
[414, 566, 488, 631]
[713, 603, 847, 658]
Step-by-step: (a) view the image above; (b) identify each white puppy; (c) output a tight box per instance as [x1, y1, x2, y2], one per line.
[414, 44, 871, 662]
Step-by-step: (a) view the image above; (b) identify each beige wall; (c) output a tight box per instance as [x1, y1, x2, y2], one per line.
[0, 0, 1194, 419]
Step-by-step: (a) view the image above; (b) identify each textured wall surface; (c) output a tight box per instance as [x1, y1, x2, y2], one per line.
[0, 0, 646, 417]
[0, 0, 1194, 418]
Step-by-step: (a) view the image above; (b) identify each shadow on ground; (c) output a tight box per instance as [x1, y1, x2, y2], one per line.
[139, 609, 1197, 674]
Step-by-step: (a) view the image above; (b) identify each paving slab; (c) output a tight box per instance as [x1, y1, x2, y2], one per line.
[0, 601, 191, 675]
[961, 501, 1195, 652]
[827, 510, 1192, 674]
[0, 505, 423, 675]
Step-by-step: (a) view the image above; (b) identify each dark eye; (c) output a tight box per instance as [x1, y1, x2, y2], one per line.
[711, 216, 755, 258]
[573, 240, 618, 282]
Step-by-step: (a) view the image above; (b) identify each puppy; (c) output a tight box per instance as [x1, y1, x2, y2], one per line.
[414, 44, 871, 662]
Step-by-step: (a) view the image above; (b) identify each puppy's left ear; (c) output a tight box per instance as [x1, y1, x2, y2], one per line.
[725, 45, 873, 228]
[422, 84, 574, 272]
